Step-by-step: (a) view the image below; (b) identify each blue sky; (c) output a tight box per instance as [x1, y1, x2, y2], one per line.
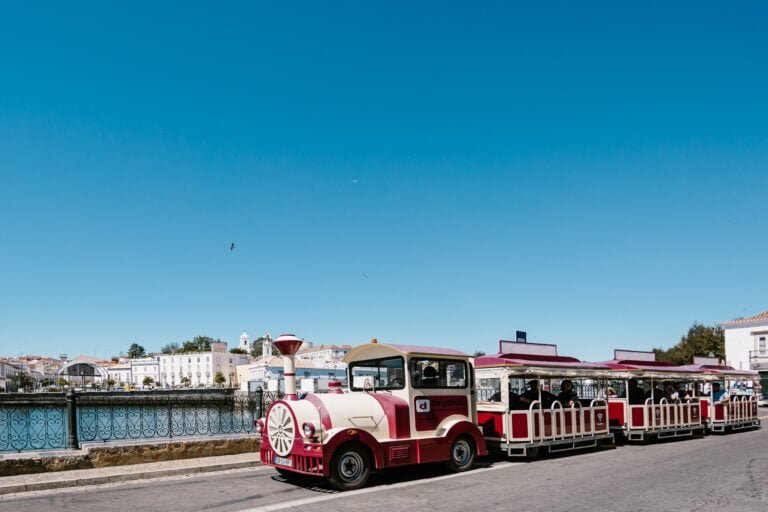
[1, 1, 766, 361]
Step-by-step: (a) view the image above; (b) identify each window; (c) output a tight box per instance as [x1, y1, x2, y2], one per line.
[760, 337, 766, 354]
[349, 357, 405, 391]
[409, 358, 467, 389]
[478, 377, 501, 402]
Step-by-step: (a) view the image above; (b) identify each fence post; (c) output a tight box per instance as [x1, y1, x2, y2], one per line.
[66, 389, 79, 450]
[254, 388, 264, 419]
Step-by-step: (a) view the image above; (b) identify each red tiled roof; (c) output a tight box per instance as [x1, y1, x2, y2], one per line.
[720, 310, 768, 326]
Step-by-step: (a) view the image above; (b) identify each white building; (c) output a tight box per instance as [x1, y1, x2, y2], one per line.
[131, 357, 160, 387]
[0, 360, 22, 392]
[158, 342, 249, 388]
[720, 310, 768, 389]
[106, 364, 132, 386]
[296, 344, 352, 364]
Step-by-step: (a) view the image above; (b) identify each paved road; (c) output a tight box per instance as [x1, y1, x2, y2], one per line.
[3, 427, 767, 512]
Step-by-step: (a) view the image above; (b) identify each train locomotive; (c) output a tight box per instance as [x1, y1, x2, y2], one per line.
[257, 335, 487, 490]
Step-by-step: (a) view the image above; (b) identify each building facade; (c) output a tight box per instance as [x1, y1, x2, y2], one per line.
[721, 310, 768, 389]
[296, 344, 352, 364]
[0, 360, 22, 392]
[131, 357, 160, 387]
[158, 342, 248, 388]
[106, 364, 132, 386]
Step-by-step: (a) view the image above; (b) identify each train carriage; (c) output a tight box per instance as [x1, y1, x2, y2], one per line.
[602, 350, 705, 442]
[257, 335, 487, 490]
[679, 356, 761, 433]
[474, 340, 613, 458]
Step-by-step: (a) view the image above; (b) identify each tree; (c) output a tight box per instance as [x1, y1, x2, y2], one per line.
[250, 336, 279, 358]
[214, 372, 227, 387]
[106, 378, 116, 390]
[181, 336, 223, 353]
[180, 376, 191, 387]
[57, 377, 69, 387]
[161, 342, 180, 354]
[142, 376, 154, 388]
[40, 378, 54, 387]
[230, 347, 248, 354]
[653, 323, 725, 366]
[11, 372, 35, 391]
[127, 343, 146, 359]
[473, 350, 486, 358]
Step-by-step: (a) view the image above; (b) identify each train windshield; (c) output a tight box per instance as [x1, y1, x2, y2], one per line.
[349, 357, 406, 391]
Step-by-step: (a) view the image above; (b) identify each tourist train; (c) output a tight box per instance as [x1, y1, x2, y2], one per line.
[256, 334, 761, 491]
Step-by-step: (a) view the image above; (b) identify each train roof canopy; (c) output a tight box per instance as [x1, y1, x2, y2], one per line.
[344, 341, 469, 363]
[475, 341, 614, 377]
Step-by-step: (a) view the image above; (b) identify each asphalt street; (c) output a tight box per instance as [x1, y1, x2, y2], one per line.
[2, 427, 767, 512]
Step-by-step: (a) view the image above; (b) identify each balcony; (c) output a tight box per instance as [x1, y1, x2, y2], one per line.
[749, 350, 768, 371]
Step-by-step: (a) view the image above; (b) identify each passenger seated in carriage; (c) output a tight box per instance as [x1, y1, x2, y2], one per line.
[517, 380, 555, 408]
[556, 379, 579, 407]
[622, 378, 646, 405]
[645, 382, 665, 404]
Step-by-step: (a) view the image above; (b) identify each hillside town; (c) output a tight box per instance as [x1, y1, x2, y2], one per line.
[0, 331, 352, 394]
[3, 311, 768, 395]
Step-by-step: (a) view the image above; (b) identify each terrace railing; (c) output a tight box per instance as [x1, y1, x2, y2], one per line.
[0, 388, 281, 453]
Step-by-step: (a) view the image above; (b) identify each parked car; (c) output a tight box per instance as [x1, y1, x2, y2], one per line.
[759, 393, 768, 407]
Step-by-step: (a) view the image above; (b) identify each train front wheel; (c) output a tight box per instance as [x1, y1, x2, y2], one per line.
[329, 444, 371, 491]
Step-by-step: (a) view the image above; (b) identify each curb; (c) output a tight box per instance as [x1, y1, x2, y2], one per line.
[0, 459, 262, 496]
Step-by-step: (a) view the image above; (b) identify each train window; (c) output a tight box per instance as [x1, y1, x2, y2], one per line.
[478, 377, 501, 401]
[349, 357, 405, 391]
[409, 358, 468, 389]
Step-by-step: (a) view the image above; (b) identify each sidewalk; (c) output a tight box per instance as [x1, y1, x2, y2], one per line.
[0, 452, 262, 496]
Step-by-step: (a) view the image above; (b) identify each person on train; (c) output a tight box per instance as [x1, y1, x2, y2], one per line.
[623, 378, 646, 405]
[663, 381, 679, 402]
[518, 380, 555, 407]
[712, 382, 729, 403]
[556, 379, 579, 406]
[645, 381, 665, 404]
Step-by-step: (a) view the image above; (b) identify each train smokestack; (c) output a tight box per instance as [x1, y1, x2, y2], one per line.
[274, 334, 303, 399]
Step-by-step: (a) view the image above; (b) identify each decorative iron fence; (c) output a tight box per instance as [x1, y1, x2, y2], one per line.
[1, 389, 281, 453]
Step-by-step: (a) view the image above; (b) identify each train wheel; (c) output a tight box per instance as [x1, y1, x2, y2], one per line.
[329, 444, 371, 491]
[526, 445, 541, 460]
[445, 435, 476, 472]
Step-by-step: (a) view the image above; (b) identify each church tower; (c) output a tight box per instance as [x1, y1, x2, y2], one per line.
[239, 331, 251, 352]
[262, 333, 273, 358]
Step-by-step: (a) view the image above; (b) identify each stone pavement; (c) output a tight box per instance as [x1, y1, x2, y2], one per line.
[0, 452, 261, 495]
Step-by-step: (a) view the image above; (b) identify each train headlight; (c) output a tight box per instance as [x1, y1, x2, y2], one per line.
[302, 422, 317, 439]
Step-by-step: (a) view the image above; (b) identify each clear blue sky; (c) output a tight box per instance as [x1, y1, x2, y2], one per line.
[1, 1, 766, 361]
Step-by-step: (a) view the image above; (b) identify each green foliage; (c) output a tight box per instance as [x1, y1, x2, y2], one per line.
[473, 350, 486, 358]
[142, 376, 154, 387]
[40, 378, 54, 387]
[106, 378, 116, 389]
[229, 347, 248, 354]
[161, 342, 180, 354]
[180, 376, 191, 387]
[181, 336, 223, 353]
[250, 337, 279, 358]
[127, 343, 146, 358]
[653, 323, 725, 366]
[214, 372, 227, 386]
[11, 372, 35, 391]
[57, 378, 70, 387]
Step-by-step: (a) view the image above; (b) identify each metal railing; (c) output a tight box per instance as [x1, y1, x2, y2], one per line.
[1, 389, 282, 453]
[643, 398, 701, 430]
[526, 399, 609, 442]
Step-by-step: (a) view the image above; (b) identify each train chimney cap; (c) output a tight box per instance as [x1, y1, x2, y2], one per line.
[274, 334, 303, 356]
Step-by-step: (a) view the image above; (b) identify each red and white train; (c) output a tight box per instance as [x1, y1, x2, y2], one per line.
[257, 335, 761, 490]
